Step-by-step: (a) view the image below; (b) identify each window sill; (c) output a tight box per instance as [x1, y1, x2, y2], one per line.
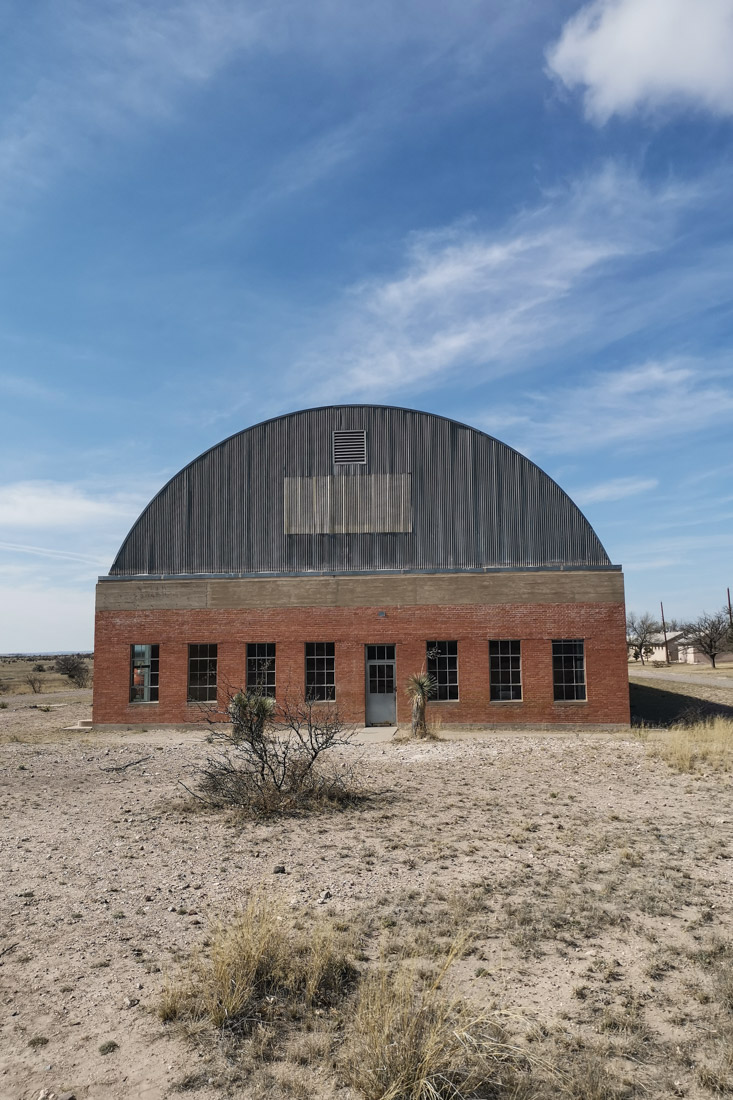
[490, 700, 523, 706]
[431, 699, 460, 705]
[129, 701, 158, 706]
[553, 699, 588, 705]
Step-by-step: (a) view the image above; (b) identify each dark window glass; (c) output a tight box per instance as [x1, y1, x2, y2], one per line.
[130, 644, 159, 703]
[489, 640, 521, 701]
[188, 643, 218, 703]
[366, 645, 395, 662]
[247, 643, 276, 696]
[305, 642, 335, 701]
[552, 639, 586, 701]
[427, 641, 458, 701]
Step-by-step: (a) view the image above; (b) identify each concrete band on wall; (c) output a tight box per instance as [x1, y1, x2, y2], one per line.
[96, 569, 625, 612]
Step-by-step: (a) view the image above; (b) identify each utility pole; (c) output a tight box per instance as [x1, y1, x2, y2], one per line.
[660, 601, 670, 665]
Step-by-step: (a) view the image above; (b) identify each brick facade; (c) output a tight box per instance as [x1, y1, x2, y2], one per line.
[92, 595, 630, 727]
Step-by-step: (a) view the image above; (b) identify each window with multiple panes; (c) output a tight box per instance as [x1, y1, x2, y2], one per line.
[426, 640, 458, 700]
[305, 642, 335, 700]
[552, 639, 586, 701]
[130, 644, 159, 703]
[188, 643, 218, 703]
[489, 640, 521, 701]
[247, 643, 276, 696]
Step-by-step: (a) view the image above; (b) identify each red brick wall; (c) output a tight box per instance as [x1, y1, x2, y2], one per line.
[92, 601, 629, 726]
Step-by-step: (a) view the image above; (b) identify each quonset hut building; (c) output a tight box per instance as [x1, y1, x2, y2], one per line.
[93, 406, 629, 727]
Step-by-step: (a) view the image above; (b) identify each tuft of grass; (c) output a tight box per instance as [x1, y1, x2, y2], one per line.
[28, 1036, 48, 1049]
[652, 715, 733, 773]
[99, 1040, 119, 1055]
[159, 893, 357, 1033]
[339, 942, 531, 1100]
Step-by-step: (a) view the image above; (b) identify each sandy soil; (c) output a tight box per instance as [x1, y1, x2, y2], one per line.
[2, 693, 733, 1099]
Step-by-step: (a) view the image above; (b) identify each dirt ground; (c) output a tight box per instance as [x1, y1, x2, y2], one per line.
[2, 681, 733, 1100]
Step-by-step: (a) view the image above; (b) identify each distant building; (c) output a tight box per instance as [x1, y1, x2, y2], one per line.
[629, 631, 732, 666]
[93, 407, 629, 727]
[631, 631, 686, 664]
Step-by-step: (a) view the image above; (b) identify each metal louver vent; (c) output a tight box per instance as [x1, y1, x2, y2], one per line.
[333, 429, 367, 465]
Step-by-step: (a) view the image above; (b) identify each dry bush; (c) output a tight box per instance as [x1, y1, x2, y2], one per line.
[195, 691, 360, 815]
[340, 945, 532, 1100]
[652, 715, 733, 773]
[24, 673, 43, 694]
[54, 653, 91, 688]
[159, 894, 357, 1034]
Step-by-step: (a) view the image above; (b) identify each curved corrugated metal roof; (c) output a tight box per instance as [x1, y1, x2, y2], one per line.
[109, 406, 614, 576]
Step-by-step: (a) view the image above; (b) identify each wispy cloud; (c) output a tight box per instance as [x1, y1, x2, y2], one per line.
[0, 481, 143, 529]
[291, 164, 717, 400]
[479, 359, 733, 455]
[0, 541, 107, 567]
[547, 0, 733, 123]
[570, 476, 658, 505]
[0, 0, 533, 210]
[0, 1, 262, 205]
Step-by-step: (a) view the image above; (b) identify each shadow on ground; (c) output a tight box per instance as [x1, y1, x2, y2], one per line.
[630, 681, 733, 727]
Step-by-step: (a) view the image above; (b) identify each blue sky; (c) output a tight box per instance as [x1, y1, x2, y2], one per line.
[1, 0, 732, 651]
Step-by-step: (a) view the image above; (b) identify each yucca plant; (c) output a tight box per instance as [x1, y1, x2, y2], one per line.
[405, 671, 437, 738]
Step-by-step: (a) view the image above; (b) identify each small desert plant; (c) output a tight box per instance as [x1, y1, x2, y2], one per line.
[652, 715, 733, 773]
[195, 691, 357, 814]
[159, 894, 356, 1033]
[340, 944, 530, 1100]
[25, 673, 43, 694]
[405, 671, 436, 739]
[0, 701, 8, 709]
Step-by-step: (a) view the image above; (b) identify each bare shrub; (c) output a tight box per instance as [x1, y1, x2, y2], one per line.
[24, 674, 43, 694]
[195, 691, 358, 815]
[159, 894, 356, 1033]
[54, 654, 90, 688]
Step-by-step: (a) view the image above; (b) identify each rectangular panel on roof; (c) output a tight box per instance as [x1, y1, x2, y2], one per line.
[283, 474, 412, 534]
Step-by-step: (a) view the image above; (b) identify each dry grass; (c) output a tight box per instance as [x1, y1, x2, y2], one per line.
[340, 945, 531, 1100]
[651, 715, 733, 772]
[159, 893, 357, 1033]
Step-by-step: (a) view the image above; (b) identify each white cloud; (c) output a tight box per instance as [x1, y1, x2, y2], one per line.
[547, 0, 733, 123]
[480, 359, 733, 455]
[571, 476, 658, 505]
[0, 482, 142, 529]
[293, 165, 710, 400]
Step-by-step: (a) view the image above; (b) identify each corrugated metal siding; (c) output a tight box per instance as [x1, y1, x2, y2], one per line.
[109, 406, 614, 576]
